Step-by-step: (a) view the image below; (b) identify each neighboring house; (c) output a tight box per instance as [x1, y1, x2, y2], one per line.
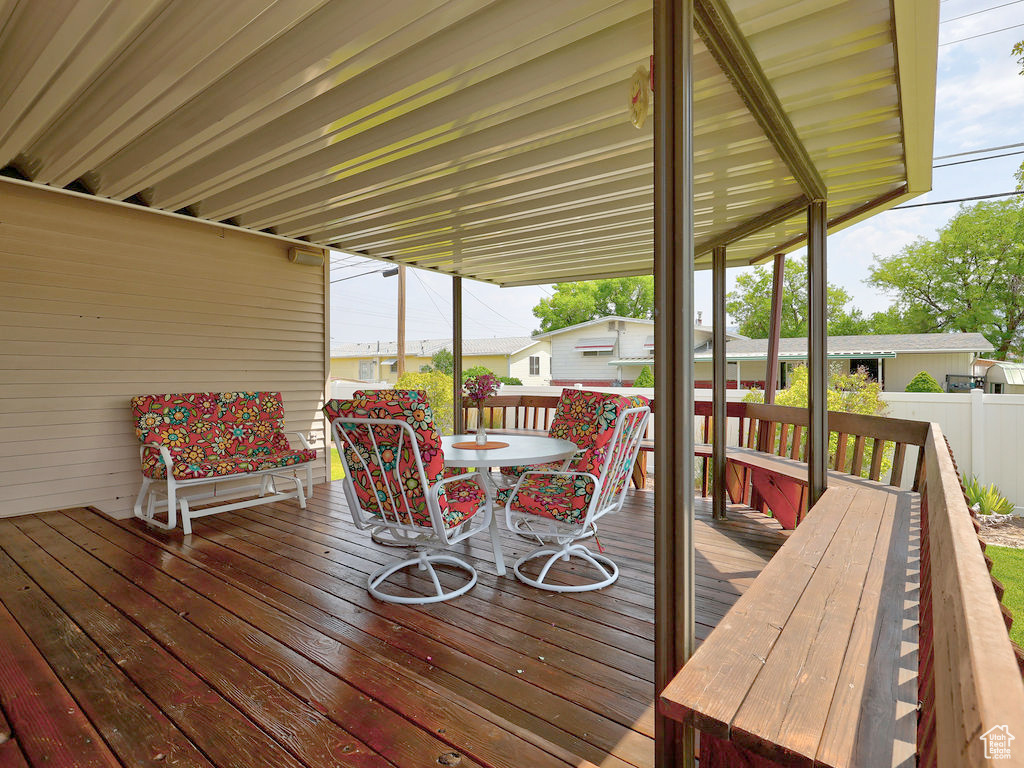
[984, 361, 1024, 394]
[535, 316, 742, 386]
[692, 333, 994, 392]
[330, 336, 551, 385]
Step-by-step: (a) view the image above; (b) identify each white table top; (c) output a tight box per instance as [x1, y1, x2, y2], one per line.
[441, 434, 577, 468]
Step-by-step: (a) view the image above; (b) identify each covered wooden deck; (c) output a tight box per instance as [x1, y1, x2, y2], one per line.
[0, 483, 787, 768]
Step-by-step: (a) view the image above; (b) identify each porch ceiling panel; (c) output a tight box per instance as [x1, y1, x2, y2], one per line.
[0, 0, 936, 285]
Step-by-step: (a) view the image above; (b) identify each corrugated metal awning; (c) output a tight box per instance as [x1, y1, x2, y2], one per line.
[0, 0, 937, 286]
[576, 337, 616, 351]
[644, 335, 654, 349]
[610, 357, 654, 366]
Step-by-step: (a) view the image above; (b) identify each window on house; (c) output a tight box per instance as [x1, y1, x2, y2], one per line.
[529, 356, 540, 375]
[582, 350, 613, 357]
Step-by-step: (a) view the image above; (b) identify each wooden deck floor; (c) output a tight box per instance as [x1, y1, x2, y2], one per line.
[0, 483, 788, 768]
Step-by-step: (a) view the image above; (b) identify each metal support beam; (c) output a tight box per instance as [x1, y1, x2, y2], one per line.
[712, 245, 727, 521]
[396, 264, 407, 376]
[654, 0, 696, 765]
[694, 0, 826, 201]
[763, 253, 785, 404]
[807, 201, 828, 505]
[452, 276, 464, 435]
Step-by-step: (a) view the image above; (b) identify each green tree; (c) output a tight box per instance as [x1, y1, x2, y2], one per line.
[532, 276, 654, 333]
[868, 198, 1024, 360]
[395, 370, 454, 434]
[905, 371, 943, 393]
[633, 366, 654, 387]
[726, 256, 871, 338]
[461, 365, 494, 383]
[430, 347, 454, 375]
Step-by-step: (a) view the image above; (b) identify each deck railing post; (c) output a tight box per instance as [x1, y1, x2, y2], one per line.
[654, 0, 696, 765]
[807, 200, 828, 504]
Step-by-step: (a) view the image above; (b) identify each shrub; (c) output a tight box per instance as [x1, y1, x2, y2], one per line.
[499, 376, 523, 385]
[744, 365, 891, 478]
[461, 365, 494, 383]
[395, 370, 454, 434]
[962, 475, 1015, 515]
[633, 366, 654, 387]
[905, 370, 943, 393]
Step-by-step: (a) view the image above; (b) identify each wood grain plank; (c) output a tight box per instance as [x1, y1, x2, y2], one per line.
[13, 516, 394, 768]
[659, 486, 858, 737]
[0, 525, 214, 768]
[0, 598, 121, 768]
[0, 521, 311, 768]
[729, 487, 889, 765]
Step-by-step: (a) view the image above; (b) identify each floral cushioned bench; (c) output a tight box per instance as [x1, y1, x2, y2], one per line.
[131, 391, 316, 535]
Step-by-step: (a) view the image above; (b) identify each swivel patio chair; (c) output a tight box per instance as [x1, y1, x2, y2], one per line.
[325, 393, 505, 604]
[502, 395, 650, 592]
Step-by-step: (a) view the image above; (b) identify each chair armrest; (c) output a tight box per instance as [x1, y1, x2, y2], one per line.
[139, 442, 174, 472]
[432, 470, 492, 501]
[288, 431, 313, 450]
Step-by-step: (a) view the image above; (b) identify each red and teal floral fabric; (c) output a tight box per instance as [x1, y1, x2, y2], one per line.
[131, 392, 316, 480]
[502, 390, 650, 524]
[323, 391, 483, 528]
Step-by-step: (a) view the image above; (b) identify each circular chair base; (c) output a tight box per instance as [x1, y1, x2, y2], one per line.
[368, 551, 478, 604]
[370, 525, 423, 547]
[513, 543, 618, 592]
[510, 516, 596, 543]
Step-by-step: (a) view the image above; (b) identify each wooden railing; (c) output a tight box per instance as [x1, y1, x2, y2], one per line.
[743, 402, 930, 489]
[918, 422, 1024, 766]
[460, 395, 559, 432]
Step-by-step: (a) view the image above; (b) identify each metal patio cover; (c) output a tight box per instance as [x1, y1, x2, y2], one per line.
[0, 0, 937, 286]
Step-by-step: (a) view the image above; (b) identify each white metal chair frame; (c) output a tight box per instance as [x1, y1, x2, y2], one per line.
[331, 416, 506, 604]
[504, 405, 650, 592]
[133, 432, 315, 536]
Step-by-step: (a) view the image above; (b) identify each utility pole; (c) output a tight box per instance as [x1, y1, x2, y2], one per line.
[396, 264, 407, 376]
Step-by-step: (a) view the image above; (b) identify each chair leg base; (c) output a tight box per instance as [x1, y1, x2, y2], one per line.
[368, 550, 478, 604]
[510, 516, 596, 542]
[513, 543, 618, 592]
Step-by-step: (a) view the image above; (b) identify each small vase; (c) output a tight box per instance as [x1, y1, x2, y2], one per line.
[475, 405, 488, 445]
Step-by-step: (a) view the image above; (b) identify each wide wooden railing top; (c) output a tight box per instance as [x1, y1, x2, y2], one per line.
[918, 422, 1024, 767]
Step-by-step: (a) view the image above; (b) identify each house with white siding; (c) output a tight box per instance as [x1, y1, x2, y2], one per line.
[535, 316, 739, 386]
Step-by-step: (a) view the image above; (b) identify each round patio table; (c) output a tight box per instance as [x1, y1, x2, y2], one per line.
[441, 434, 578, 468]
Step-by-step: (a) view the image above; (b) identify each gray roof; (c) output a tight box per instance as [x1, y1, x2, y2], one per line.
[331, 336, 541, 358]
[693, 332, 994, 360]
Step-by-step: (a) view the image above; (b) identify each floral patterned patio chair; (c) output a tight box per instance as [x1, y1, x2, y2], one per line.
[500, 393, 650, 591]
[324, 394, 505, 603]
[131, 392, 316, 535]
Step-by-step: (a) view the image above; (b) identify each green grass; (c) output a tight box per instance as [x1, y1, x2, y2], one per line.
[989, 544, 1024, 647]
[329, 447, 346, 481]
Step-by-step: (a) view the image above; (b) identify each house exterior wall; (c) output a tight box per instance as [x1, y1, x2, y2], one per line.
[508, 344, 551, 385]
[548, 320, 653, 385]
[0, 182, 329, 519]
[885, 352, 975, 391]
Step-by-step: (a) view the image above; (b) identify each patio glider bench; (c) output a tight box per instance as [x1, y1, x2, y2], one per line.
[131, 391, 316, 535]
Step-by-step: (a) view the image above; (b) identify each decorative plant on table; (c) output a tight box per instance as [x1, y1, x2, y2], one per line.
[464, 373, 500, 445]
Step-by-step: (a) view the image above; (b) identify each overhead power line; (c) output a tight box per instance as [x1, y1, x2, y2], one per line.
[934, 141, 1024, 160]
[941, 1, 1024, 24]
[939, 21, 1024, 46]
[933, 148, 1024, 168]
[330, 267, 389, 283]
[890, 190, 1024, 209]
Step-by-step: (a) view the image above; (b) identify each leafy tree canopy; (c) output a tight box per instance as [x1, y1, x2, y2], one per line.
[867, 198, 1024, 360]
[725, 256, 871, 338]
[430, 347, 454, 375]
[633, 366, 654, 387]
[532, 277, 653, 334]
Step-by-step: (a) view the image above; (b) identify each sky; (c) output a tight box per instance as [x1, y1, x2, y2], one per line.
[329, 1, 1024, 346]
